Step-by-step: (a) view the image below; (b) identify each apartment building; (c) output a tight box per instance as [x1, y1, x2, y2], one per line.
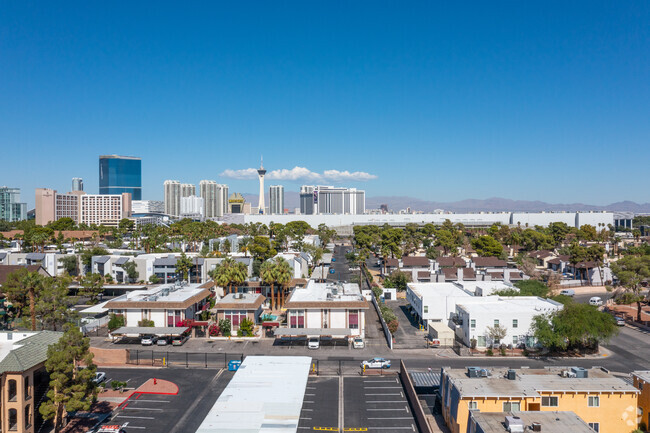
[632, 371, 650, 429]
[0, 331, 63, 433]
[441, 367, 639, 433]
[281, 281, 369, 338]
[199, 180, 229, 218]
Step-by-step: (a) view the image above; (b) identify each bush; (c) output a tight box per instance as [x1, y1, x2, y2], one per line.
[387, 319, 399, 334]
[239, 318, 255, 336]
[208, 324, 220, 336]
[108, 314, 125, 331]
[470, 338, 477, 349]
[486, 348, 494, 356]
[500, 346, 506, 356]
[149, 274, 160, 284]
[138, 319, 154, 327]
[218, 318, 232, 337]
[111, 380, 127, 391]
[371, 286, 383, 299]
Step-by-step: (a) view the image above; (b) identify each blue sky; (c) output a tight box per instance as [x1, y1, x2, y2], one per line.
[2, 1, 649, 208]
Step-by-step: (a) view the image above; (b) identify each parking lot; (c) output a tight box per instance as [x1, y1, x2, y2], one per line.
[298, 374, 417, 432]
[97, 367, 232, 433]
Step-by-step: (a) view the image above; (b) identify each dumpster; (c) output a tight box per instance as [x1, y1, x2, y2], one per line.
[228, 360, 242, 371]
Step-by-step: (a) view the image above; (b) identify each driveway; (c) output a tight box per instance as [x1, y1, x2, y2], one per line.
[388, 299, 429, 349]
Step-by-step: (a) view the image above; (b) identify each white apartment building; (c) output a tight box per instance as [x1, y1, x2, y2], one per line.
[269, 185, 284, 215]
[456, 296, 563, 348]
[181, 183, 195, 198]
[281, 280, 369, 338]
[104, 282, 212, 328]
[200, 180, 229, 218]
[164, 180, 181, 216]
[181, 195, 204, 218]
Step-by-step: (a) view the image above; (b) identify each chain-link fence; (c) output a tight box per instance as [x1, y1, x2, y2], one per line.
[309, 359, 401, 376]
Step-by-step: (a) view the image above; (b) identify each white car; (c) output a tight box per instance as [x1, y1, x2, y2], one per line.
[141, 335, 157, 346]
[589, 296, 603, 306]
[93, 372, 106, 384]
[307, 337, 320, 349]
[361, 357, 391, 369]
[352, 337, 365, 349]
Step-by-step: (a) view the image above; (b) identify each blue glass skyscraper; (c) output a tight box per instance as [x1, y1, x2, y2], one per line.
[99, 155, 142, 200]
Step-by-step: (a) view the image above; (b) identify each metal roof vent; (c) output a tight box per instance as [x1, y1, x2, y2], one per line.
[531, 422, 542, 432]
[505, 416, 524, 433]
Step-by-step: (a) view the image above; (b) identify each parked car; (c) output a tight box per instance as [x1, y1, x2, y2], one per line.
[615, 317, 626, 326]
[352, 337, 365, 349]
[156, 337, 170, 346]
[589, 296, 603, 306]
[308, 337, 320, 349]
[172, 335, 189, 346]
[141, 335, 157, 346]
[361, 357, 391, 369]
[95, 425, 127, 433]
[560, 289, 575, 297]
[93, 372, 106, 384]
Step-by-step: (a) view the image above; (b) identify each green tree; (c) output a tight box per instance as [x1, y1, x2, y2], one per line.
[611, 255, 650, 322]
[79, 273, 104, 305]
[434, 229, 457, 255]
[108, 313, 125, 331]
[80, 246, 109, 270]
[3, 268, 44, 330]
[250, 236, 277, 262]
[286, 220, 311, 251]
[228, 261, 248, 294]
[578, 224, 598, 242]
[40, 325, 98, 433]
[37, 276, 78, 331]
[122, 261, 139, 283]
[61, 255, 79, 276]
[218, 318, 232, 336]
[274, 257, 293, 308]
[380, 227, 403, 274]
[383, 270, 411, 291]
[260, 260, 278, 310]
[175, 252, 193, 282]
[531, 303, 618, 352]
[118, 218, 135, 233]
[209, 260, 232, 293]
[471, 235, 504, 257]
[317, 223, 336, 247]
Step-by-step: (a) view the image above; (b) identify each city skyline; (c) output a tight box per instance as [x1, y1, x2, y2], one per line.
[2, 2, 650, 209]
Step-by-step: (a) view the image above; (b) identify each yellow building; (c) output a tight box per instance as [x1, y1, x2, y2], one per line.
[632, 371, 650, 429]
[0, 331, 62, 433]
[441, 367, 639, 433]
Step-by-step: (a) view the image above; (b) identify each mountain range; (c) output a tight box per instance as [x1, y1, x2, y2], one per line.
[242, 193, 650, 213]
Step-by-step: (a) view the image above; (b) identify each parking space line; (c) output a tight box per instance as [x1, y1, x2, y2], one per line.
[123, 407, 163, 411]
[364, 393, 401, 396]
[304, 401, 315, 403]
[365, 427, 414, 430]
[366, 400, 406, 403]
[363, 387, 402, 389]
[131, 399, 170, 403]
[368, 417, 414, 420]
[366, 409, 406, 411]
[115, 415, 155, 420]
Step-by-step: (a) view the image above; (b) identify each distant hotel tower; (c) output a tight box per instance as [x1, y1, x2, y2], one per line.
[72, 178, 84, 192]
[99, 155, 142, 200]
[269, 185, 284, 215]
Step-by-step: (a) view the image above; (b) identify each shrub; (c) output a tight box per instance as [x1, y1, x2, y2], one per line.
[149, 274, 160, 284]
[138, 319, 154, 327]
[387, 319, 399, 334]
[486, 348, 494, 356]
[470, 338, 477, 349]
[500, 346, 506, 356]
[208, 324, 220, 336]
[108, 314, 125, 331]
[239, 318, 255, 336]
[371, 286, 383, 299]
[218, 318, 232, 337]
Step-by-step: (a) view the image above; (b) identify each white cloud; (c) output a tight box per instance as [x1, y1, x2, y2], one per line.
[220, 166, 378, 183]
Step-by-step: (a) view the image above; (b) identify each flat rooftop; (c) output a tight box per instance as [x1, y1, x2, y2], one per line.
[455, 281, 514, 296]
[470, 411, 594, 433]
[456, 296, 563, 315]
[195, 356, 312, 433]
[286, 281, 367, 306]
[445, 367, 638, 398]
[408, 282, 473, 298]
[105, 282, 211, 309]
[213, 292, 265, 310]
[633, 370, 650, 383]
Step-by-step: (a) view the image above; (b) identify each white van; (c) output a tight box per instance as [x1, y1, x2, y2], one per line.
[560, 289, 575, 297]
[589, 296, 603, 306]
[308, 337, 320, 349]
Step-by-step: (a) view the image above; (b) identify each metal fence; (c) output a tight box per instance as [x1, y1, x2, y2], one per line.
[362, 265, 394, 350]
[309, 359, 401, 376]
[126, 350, 243, 368]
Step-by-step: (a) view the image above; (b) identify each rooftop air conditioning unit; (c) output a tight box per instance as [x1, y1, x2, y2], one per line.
[505, 416, 524, 433]
[562, 370, 577, 378]
[531, 422, 542, 432]
[571, 367, 588, 378]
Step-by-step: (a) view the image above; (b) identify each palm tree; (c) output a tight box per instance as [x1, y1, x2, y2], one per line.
[274, 257, 293, 309]
[209, 262, 231, 295]
[260, 260, 277, 311]
[175, 253, 194, 283]
[228, 261, 248, 294]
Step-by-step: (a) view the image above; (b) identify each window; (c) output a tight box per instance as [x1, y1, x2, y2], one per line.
[8, 379, 17, 401]
[541, 396, 559, 407]
[424, 306, 428, 313]
[470, 319, 476, 329]
[512, 335, 518, 345]
[224, 310, 247, 327]
[8, 408, 17, 431]
[468, 401, 478, 410]
[477, 336, 486, 347]
[24, 404, 31, 428]
[24, 376, 30, 399]
[588, 422, 599, 432]
[494, 319, 499, 326]
[503, 402, 520, 412]
[167, 310, 182, 327]
[348, 310, 359, 329]
[290, 310, 305, 329]
[512, 319, 518, 328]
[588, 396, 599, 407]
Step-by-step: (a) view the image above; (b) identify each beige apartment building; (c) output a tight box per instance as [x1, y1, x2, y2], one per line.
[35, 188, 131, 226]
[0, 331, 63, 433]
